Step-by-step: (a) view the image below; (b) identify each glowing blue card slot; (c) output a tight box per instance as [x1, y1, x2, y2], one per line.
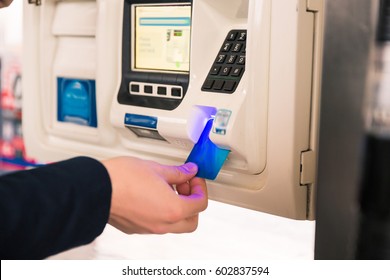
[185, 119, 230, 180]
[124, 113, 157, 129]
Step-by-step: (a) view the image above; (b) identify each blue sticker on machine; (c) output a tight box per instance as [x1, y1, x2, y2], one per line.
[185, 118, 230, 180]
[57, 78, 97, 127]
[124, 113, 158, 129]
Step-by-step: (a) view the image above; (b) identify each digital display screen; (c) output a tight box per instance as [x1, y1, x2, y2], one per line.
[134, 5, 191, 73]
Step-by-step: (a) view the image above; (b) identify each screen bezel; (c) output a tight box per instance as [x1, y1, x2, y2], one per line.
[118, 0, 192, 111]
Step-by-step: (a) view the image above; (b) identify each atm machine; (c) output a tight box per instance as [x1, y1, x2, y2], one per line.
[22, 0, 324, 223]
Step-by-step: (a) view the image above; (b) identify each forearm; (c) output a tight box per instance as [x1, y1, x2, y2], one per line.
[0, 157, 112, 259]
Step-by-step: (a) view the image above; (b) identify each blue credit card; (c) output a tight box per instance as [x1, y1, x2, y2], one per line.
[185, 118, 230, 180]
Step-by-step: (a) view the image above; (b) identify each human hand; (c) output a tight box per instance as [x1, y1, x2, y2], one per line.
[102, 157, 208, 234]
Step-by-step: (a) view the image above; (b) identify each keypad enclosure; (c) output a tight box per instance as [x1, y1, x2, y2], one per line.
[201, 30, 246, 94]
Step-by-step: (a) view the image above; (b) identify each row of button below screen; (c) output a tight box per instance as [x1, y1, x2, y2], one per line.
[203, 79, 237, 92]
[130, 83, 182, 98]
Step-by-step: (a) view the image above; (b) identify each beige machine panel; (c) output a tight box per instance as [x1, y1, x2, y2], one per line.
[22, 0, 324, 220]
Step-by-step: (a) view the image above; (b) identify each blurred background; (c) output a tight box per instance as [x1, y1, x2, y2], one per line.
[0, 0, 36, 173]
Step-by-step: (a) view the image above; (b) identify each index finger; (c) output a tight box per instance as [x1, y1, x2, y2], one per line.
[179, 177, 208, 216]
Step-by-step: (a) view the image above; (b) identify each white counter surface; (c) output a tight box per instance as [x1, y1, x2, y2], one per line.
[50, 200, 315, 260]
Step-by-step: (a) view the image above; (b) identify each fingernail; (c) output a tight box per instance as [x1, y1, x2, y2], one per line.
[183, 162, 198, 173]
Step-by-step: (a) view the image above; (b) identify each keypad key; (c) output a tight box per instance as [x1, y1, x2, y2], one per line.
[202, 79, 214, 89]
[227, 55, 237, 64]
[222, 43, 232, 52]
[232, 43, 243, 52]
[216, 54, 226, 63]
[237, 55, 246, 65]
[242, 45, 246, 53]
[210, 66, 221, 75]
[221, 67, 232, 76]
[227, 31, 238, 41]
[213, 80, 224, 90]
[223, 80, 237, 92]
[237, 32, 247, 41]
[231, 67, 243, 77]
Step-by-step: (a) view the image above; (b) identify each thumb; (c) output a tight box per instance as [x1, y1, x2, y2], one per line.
[159, 162, 198, 184]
